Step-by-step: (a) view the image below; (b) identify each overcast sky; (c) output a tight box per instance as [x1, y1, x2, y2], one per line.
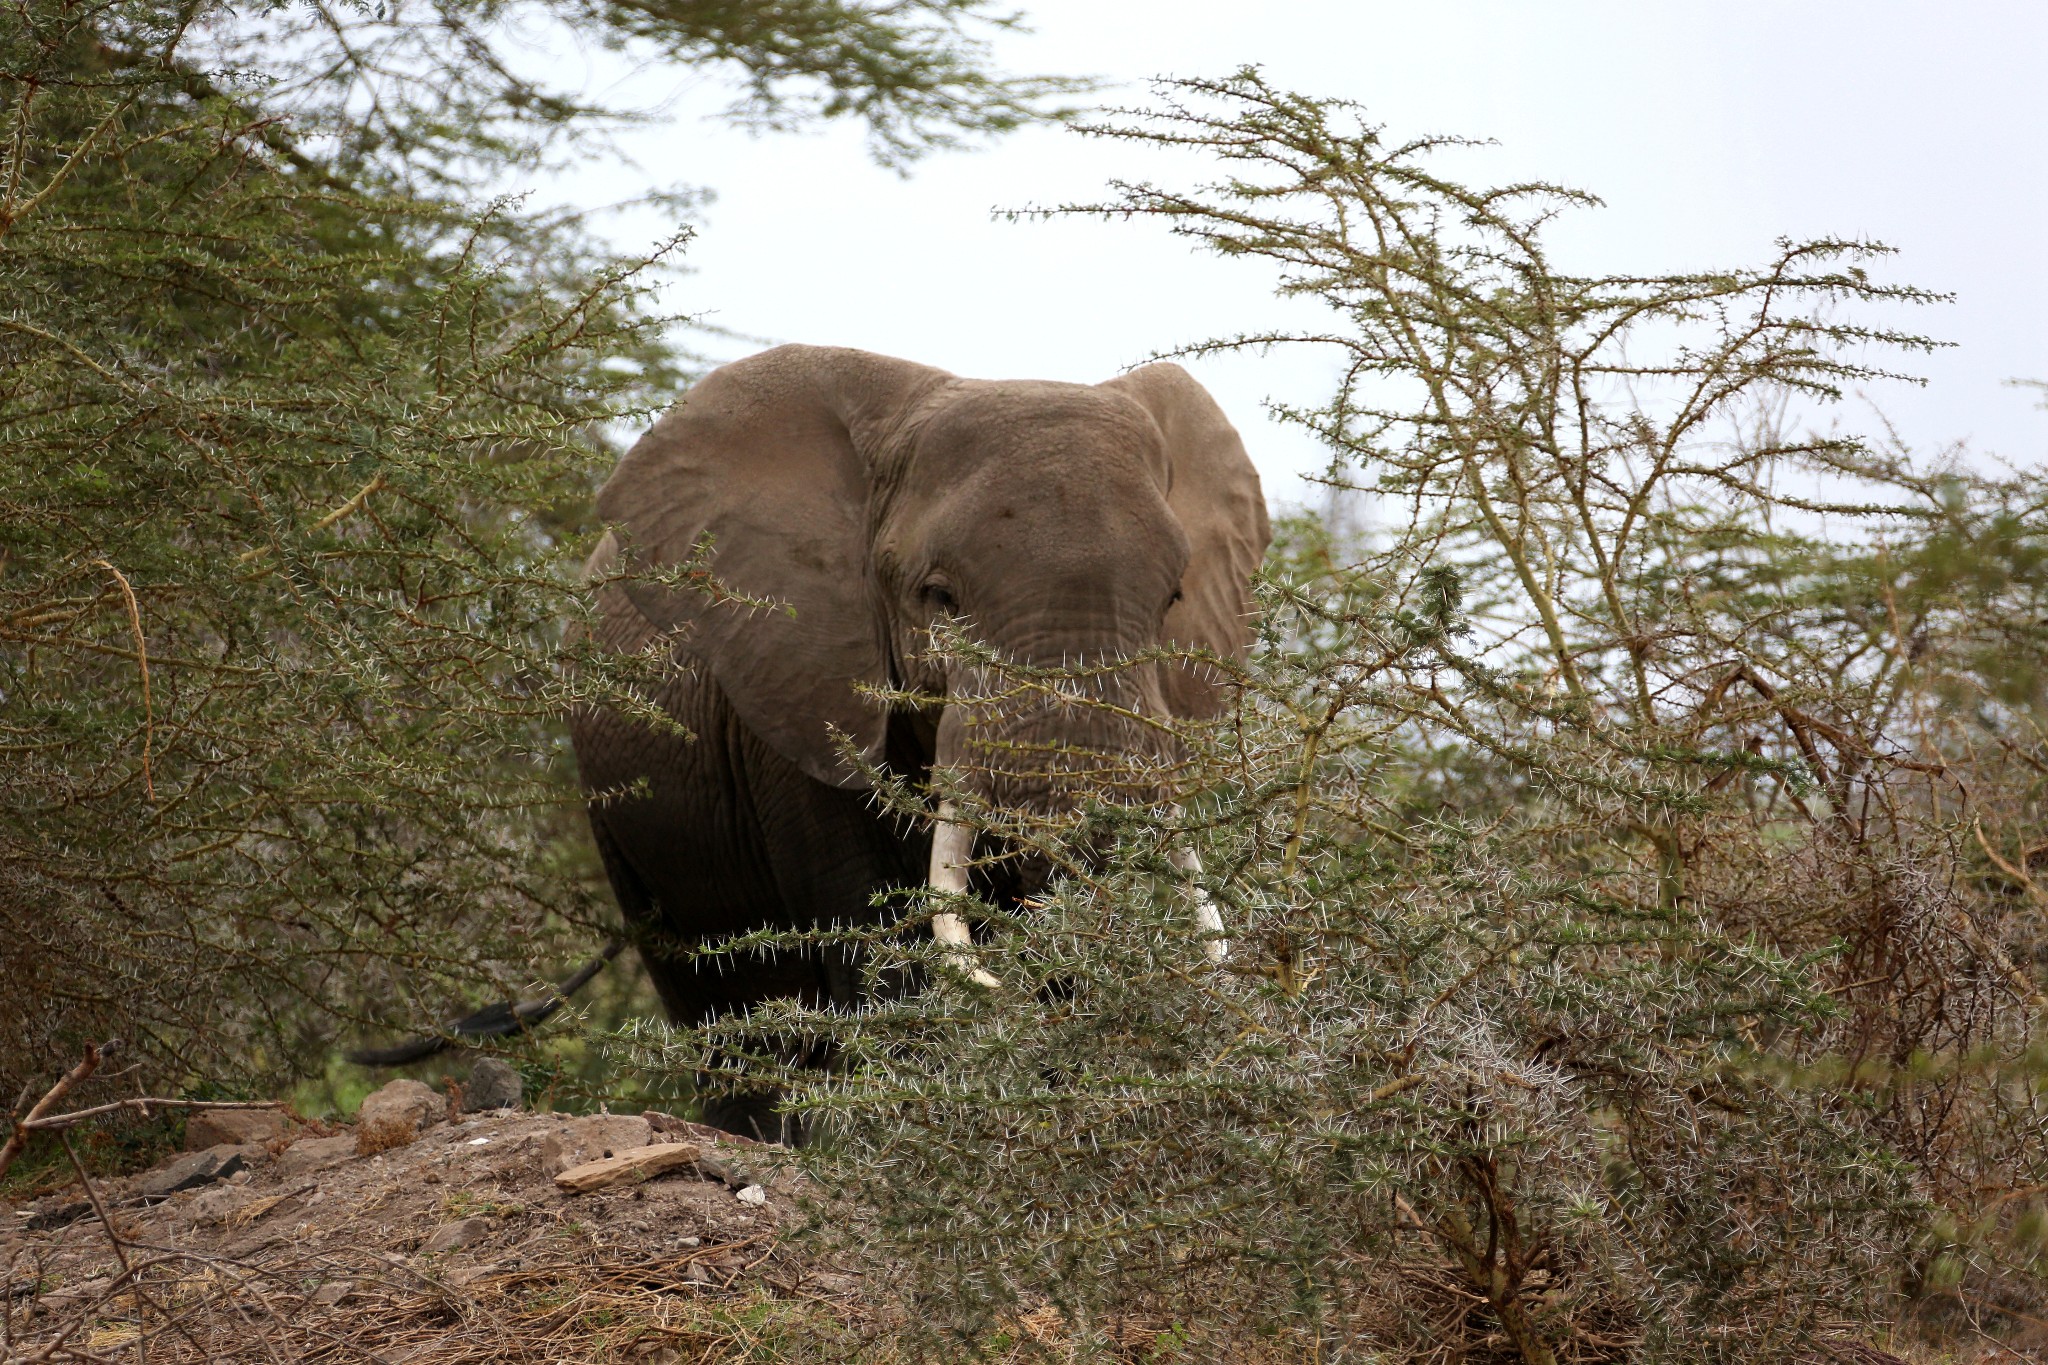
[548, 1, 2048, 511]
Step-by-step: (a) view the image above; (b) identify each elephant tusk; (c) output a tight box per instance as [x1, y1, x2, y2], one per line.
[930, 802, 1001, 989]
[1168, 841, 1230, 964]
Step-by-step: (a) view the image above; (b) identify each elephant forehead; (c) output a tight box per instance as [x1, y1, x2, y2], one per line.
[911, 381, 1167, 477]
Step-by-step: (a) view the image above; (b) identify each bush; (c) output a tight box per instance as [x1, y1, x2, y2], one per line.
[620, 72, 2048, 1362]
[0, 0, 1071, 1101]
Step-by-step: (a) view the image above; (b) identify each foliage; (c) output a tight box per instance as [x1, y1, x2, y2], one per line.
[0, 0, 1068, 1100]
[195, 0, 1086, 186]
[619, 72, 2048, 1362]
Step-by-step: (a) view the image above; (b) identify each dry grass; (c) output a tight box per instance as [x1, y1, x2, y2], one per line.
[4, 1236, 872, 1363]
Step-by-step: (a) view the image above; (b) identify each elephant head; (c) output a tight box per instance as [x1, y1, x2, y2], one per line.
[594, 344, 1268, 931]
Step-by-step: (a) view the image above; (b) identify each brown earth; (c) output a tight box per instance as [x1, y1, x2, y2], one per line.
[5, 1091, 2006, 1364]
[2, 1099, 867, 1363]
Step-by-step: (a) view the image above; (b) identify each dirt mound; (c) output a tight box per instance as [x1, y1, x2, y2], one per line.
[3, 1097, 864, 1362]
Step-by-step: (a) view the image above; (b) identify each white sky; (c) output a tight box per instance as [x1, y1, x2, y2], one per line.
[547, 1, 2048, 511]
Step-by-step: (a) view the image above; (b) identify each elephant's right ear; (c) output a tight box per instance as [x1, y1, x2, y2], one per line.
[595, 345, 953, 789]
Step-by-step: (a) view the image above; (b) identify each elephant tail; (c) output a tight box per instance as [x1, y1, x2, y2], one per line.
[343, 939, 625, 1066]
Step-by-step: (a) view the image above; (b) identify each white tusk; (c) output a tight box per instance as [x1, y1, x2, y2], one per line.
[1168, 842, 1229, 964]
[929, 801, 1000, 988]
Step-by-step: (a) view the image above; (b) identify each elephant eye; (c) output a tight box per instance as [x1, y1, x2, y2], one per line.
[1167, 586, 1184, 610]
[921, 581, 959, 615]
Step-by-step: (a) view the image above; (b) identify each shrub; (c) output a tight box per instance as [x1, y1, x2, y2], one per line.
[621, 72, 2048, 1362]
[0, 0, 1070, 1100]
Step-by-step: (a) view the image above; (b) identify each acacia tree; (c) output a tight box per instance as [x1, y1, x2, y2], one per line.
[620, 73, 2048, 1362]
[0, 0, 1074, 1102]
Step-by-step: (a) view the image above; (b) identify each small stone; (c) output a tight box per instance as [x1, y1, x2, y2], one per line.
[643, 1111, 740, 1145]
[275, 1134, 357, 1178]
[183, 1108, 290, 1151]
[421, 1217, 490, 1253]
[42, 1275, 111, 1310]
[553, 1142, 703, 1194]
[137, 1147, 245, 1202]
[695, 1154, 758, 1190]
[186, 1185, 256, 1227]
[734, 1184, 767, 1207]
[204, 1141, 269, 1167]
[24, 1199, 89, 1232]
[538, 1115, 652, 1177]
[463, 1058, 522, 1111]
[804, 1271, 860, 1295]
[357, 1079, 444, 1134]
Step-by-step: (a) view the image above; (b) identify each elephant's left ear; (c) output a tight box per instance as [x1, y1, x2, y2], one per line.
[1099, 363, 1271, 719]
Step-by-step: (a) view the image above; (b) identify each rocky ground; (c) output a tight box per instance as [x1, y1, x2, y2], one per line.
[5, 1072, 2027, 1363]
[2, 1073, 865, 1363]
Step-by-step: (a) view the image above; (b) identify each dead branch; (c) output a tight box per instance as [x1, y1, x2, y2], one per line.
[0, 1041, 117, 1185]
[21, 1099, 287, 1133]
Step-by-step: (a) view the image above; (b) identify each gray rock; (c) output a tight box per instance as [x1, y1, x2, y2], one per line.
[210, 1141, 269, 1167]
[182, 1108, 289, 1151]
[420, 1217, 489, 1254]
[185, 1184, 259, 1227]
[274, 1133, 357, 1178]
[356, 1079, 443, 1135]
[803, 1271, 861, 1296]
[137, 1147, 244, 1202]
[643, 1111, 735, 1144]
[694, 1154, 759, 1191]
[23, 1197, 88, 1231]
[538, 1115, 652, 1177]
[41, 1274, 111, 1311]
[463, 1059, 521, 1112]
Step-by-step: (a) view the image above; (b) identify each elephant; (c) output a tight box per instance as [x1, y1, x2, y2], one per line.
[569, 344, 1269, 1138]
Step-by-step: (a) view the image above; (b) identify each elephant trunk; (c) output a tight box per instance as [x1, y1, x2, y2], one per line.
[933, 657, 1177, 820]
[927, 653, 1176, 901]
[921, 638, 1228, 982]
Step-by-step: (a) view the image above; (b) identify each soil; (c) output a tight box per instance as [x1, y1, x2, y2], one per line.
[5, 1096, 2010, 1363]
[1, 1103, 864, 1363]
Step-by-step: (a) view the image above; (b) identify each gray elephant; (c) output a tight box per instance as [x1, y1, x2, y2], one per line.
[571, 344, 1269, 1137]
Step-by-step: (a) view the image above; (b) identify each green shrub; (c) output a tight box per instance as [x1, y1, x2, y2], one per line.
[622, 72, 2048, 1362]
